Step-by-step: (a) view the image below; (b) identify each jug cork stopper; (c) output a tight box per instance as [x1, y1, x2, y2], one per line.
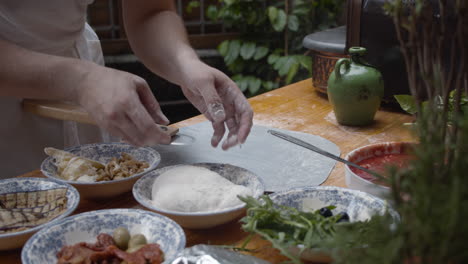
[349, 47, 367, 56]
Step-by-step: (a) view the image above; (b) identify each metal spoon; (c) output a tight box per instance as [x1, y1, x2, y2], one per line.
[267, 130, 381, 177]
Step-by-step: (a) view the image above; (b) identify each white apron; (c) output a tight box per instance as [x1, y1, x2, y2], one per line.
[0, 0, 110, 178]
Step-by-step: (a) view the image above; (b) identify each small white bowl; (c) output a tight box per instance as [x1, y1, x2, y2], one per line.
[269, 186, 398, 262]
[133, 163, 265, 229]
[344, 141, 415, 199]
[21, 208, 186, 264]
[41, 142, 160, 199]
[0, 177, 79, 250]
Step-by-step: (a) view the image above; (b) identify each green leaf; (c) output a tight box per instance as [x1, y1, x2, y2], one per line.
[267, 54, 280, 65]
[248, 76, 262, 94]
[267, 6, 278, 23]
[186, 1, 200, 13]
[217, 40, 229, 57]
[246, 11, 257, 25]
[415, 1, 424, 15]
[206, 5, 218, 21]
[225, 40, 241, 65]
[262, 81, 278, 91]
[394, 95, 418, 114]
[279, 56, 296, 76]
[234, 76, 249, 92]
[449, 89, 456, 98]
[288, 15, 299, 31]
[253, 46, 269, 60]
[293, 7, 309, 16]
[297, 55, 312, 72]
[286, 62, 299, 84]
[231, 74, 243, 82]
[272, 9, 287, 32]
[273, 56, 287, 70]
[223, 0, 235, 6]
[240, 42, 256, 60]
[227, 58, 245, 73]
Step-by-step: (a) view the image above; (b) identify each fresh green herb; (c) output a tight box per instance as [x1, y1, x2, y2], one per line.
[394, 94, 418, 115]
[394, 91, 468, 122]
[238, 195, 392, 264]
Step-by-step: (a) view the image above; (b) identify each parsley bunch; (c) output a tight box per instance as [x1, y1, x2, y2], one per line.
[238, 195, 388, 264]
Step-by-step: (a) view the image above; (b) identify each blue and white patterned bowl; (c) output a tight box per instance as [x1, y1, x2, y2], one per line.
[269, 186, 398, 262]
[41, 142, 161, 199]
[21, 209, 186, 264]
[133, 163, 265, 229]
[0, 177, 79, 251]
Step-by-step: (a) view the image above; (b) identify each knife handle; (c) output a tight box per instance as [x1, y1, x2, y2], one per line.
[22, 99, 179, 136]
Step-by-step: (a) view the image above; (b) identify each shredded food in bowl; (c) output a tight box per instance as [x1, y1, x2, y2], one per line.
[45, 148, 149, 182]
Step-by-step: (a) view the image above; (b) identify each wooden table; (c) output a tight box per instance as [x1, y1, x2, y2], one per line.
[0, 79, 413, 263]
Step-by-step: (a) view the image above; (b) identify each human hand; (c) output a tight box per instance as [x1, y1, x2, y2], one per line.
[178, 59, 254, 150]
[75, 64, 171, 146]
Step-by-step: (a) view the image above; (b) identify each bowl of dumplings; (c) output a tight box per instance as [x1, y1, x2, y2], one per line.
[132, 163, 265, 229]
[41, 143, 161, 199]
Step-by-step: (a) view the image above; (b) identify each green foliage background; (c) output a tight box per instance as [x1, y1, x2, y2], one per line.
[203, 0, 343, 96]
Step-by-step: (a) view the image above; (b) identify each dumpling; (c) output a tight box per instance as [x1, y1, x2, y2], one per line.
[44, 147, 75, 175]
[61, 157, 100, 181]
[44, 147, 104, 181]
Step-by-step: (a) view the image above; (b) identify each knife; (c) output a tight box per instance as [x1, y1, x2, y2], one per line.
[267, 129, 381, 177]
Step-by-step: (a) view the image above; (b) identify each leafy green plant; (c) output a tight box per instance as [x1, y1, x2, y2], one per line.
[329, 1, 468, 264]
[204, 0, 343, 96]
[241, 1, 468, 263]
[186, 0, 200, 13]
[239, 195, 391, 264]
[395, 91, 468, 122]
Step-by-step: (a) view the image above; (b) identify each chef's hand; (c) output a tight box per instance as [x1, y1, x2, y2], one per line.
[178, 59, 254, 150]
[76, 65, 171, 146]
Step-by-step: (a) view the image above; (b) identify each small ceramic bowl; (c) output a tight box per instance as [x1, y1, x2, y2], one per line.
[0, 177, 79, 251]
[344, 141, 415, 199]
[21, 208, 186, 264]
[41, 142, 161, 199]
[133, 163, 265, 229]
[269, 186, 398, 262]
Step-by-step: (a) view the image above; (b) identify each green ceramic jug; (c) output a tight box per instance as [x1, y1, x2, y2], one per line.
[327, 47, 384, 126]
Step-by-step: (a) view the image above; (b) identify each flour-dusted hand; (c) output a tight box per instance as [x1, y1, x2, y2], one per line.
[76, 64, 171, 146]
[121, 1, 253, 149]
[178, 59, 254, 150]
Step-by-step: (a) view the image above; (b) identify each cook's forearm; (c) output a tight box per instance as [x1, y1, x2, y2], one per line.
[123, 2, 198, 86]
[0, 38, 91, 101]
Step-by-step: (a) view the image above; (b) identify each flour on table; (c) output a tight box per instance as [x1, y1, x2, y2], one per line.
[151, 165, 251, 213]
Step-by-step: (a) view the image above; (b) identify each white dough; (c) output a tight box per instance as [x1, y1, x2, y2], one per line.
[151, 165, 252, 212]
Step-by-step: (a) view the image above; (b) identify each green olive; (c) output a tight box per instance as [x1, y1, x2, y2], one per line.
[126, 244, 145, 253]
[128, 234, 147, 249]
[112, 227, 130, 250]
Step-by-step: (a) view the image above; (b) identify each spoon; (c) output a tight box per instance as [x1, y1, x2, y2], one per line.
[267, 130, 381, 178]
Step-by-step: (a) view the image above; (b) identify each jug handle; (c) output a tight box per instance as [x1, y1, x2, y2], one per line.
[334, 58, 350, 79]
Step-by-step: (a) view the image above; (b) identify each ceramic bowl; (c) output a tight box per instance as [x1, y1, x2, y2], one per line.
[269, 186, 398, 262]
[0, 177, 79, 250]
[133, 163, 265, 229]
[41, 142, 161, 199]
[21, 208, 186, 264]
[344, 141, 415, 199]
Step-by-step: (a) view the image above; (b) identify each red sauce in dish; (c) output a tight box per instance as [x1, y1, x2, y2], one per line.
[351, 153, 413, 186]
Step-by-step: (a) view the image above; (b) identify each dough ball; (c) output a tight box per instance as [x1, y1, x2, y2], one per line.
[151, 165, 251, 212]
